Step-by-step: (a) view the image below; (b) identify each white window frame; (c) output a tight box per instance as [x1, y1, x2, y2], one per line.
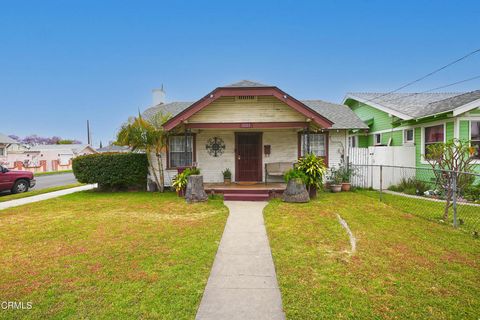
[421, 123, 446, 164]
[168, 135, 194, 169]
[403, 128, 414, 144]
[374, 133, 382, 145]
[470, 120, 480, 160]
[0, 147, 5, 157]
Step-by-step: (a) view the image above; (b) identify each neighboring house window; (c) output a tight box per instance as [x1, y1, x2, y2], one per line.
[424, 124, 444, 159]
[300, 133, 326, 157]
[348, 136, 358, 148]
[471, 121, 480, 159]
[0, 147, 4, 156]
[404, 129, 414, 144]
[168, 135, 194, 168]
[374, 133, 382, 145]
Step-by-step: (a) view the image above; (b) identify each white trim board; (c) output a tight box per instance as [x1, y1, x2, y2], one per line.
[343, 94, 413, 120]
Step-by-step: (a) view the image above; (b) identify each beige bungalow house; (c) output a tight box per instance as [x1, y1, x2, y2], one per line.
[143, 81, 367, 194]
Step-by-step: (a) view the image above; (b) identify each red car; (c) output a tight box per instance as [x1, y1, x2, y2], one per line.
[0, 165, 36, 194]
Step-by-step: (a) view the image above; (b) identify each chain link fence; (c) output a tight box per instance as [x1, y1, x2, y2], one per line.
[350, 164, 480, 235]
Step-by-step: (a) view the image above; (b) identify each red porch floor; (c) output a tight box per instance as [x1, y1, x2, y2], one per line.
[204, 182, 286, 201]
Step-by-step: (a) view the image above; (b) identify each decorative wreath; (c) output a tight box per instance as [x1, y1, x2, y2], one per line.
[206, 137, 226, 157]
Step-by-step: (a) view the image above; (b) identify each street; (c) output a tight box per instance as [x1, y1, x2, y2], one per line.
[0, 172, 78, 196]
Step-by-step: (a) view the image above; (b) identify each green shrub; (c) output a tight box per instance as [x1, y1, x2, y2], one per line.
[463, 183, 480, 202]
[389, 177, 428, 195]
[73, 153, 148, 190]
[171, 168, 201, 192]
[295, 154, 327, 189]
[284, 168, 308, 184]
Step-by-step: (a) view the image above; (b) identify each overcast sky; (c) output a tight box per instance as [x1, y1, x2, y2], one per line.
[1, 0, 479, 146]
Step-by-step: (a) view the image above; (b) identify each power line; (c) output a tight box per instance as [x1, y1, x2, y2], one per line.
[364, 47, 480, 103]
[381, 74, 480, 103]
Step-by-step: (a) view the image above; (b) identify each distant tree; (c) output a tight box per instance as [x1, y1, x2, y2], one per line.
[14, 135, 81, 146]
[99, 141, 103, 148]
[57, 139, 81, 144]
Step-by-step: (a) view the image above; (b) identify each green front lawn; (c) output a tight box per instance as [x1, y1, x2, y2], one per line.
[0, 183, 84, 202]
[264, 192, 480, 320]
[0, 191, 227, 319]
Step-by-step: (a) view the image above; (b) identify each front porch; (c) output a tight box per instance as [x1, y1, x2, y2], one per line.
[204, 182, 286, 201]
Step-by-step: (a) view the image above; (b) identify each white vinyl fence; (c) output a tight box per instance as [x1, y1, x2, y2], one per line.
[348, 146, 415, 189]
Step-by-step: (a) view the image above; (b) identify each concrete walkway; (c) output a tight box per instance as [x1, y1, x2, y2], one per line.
[0, 184, 96, 211]
[196, 201, 285, 320]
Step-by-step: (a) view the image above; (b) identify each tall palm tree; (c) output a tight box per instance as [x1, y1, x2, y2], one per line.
[116, 112, 171, 192]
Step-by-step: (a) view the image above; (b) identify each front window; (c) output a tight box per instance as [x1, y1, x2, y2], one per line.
[404, 129, 414, 144]
[471, 121, 480, 159]
[424, 124, 444, 158]
[300, 133, 326, 157]
[168, 135, 194, 168]
[0, 147, 4, 156]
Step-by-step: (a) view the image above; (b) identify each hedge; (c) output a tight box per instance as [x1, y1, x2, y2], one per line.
[72, 153, 148, 190]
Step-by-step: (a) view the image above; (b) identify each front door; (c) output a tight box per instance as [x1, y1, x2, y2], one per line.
[235, 133, 262, 182]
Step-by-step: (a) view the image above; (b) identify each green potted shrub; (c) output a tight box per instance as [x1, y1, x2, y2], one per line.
[295, 153, 327, 198]
[337, 160, 355, 191]
[222, 168, 232, 184]
[172, 167, 200, 197]
[329, 167, 342, 193]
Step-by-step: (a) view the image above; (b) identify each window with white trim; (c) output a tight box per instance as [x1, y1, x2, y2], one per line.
[348, 136, 358, 148]
[0, 147, 4, 156]
[300, 133, 326, 157]
[471, 121, 480, 159]
[424, 124, 444, 159]
[168, 135, 194, 168]
[374, 133, 381, 145]
[404, 129, 414, 144]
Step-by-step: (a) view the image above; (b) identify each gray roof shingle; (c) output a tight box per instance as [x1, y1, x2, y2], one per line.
[223, 80, 272, 88]
[346, 90, 480, 118]
[302, 100, 369, 129]
[0, 133, 18, 144]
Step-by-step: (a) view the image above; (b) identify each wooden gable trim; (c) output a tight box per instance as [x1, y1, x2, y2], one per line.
[163, 87, 334, 131]
[185, 122, 309, 129]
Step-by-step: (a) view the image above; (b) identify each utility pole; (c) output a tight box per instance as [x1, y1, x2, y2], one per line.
[87, 120, 91, 145]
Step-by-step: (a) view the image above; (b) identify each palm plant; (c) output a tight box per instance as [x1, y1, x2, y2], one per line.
[116, 112, 171, 192]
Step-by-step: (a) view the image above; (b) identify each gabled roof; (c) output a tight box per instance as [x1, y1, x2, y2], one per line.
[161, 82, 335, 130]
[0, 133, 17, 145]
[29, 144, 96, 154]
[97, 145, 131, 153]
[344, 90, 480, 119]
[144, 99, 368, 130]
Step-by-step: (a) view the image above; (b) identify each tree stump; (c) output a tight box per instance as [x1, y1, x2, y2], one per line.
[282, 178, 310, 203]
[185, 175, 208, 203]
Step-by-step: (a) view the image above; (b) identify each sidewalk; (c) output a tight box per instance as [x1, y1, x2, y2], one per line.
[196, 201, 285, 320]
[0, 184, 96, 211]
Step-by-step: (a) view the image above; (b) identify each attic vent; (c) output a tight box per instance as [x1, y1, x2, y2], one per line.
[235, 95, 257, 102]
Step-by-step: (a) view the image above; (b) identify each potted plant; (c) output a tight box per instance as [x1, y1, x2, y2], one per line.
[329, 167, 342, 193]
[295, 153, 327, 198]
[222, 168, 232, 184]
[337, 160, 355, 191]
[172, 167, 200, 197]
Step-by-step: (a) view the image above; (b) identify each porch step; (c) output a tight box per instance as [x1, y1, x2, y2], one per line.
[223, 192, 270, 201]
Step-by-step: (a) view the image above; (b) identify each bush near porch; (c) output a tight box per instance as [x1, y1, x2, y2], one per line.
[73, 153, 148, 190]
[0, 191, 228, 319]
[264, 192, 480, 319]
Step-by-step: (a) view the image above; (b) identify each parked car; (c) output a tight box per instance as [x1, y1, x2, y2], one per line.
[0, 165, 36, 194]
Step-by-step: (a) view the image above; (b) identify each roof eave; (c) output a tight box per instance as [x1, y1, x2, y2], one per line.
[344, 94, 414, 121]
[452, 97, 480, 116]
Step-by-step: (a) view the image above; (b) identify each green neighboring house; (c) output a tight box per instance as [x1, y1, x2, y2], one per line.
[343, 90, 480, 170]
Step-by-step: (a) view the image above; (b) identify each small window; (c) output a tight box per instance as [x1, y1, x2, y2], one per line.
[168, 135, 194, 168]
[348, 136, 358, 148]
[374, 133, 382, 145]
[300, 133, 326, 157]
[424, 124, 444, 159]
[404, 129, 414, 144]
[471, 121, 480, 159]
[0, 147, 4, 156]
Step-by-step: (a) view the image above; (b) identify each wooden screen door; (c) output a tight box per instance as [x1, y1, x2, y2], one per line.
[235, 133, 262, 182]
